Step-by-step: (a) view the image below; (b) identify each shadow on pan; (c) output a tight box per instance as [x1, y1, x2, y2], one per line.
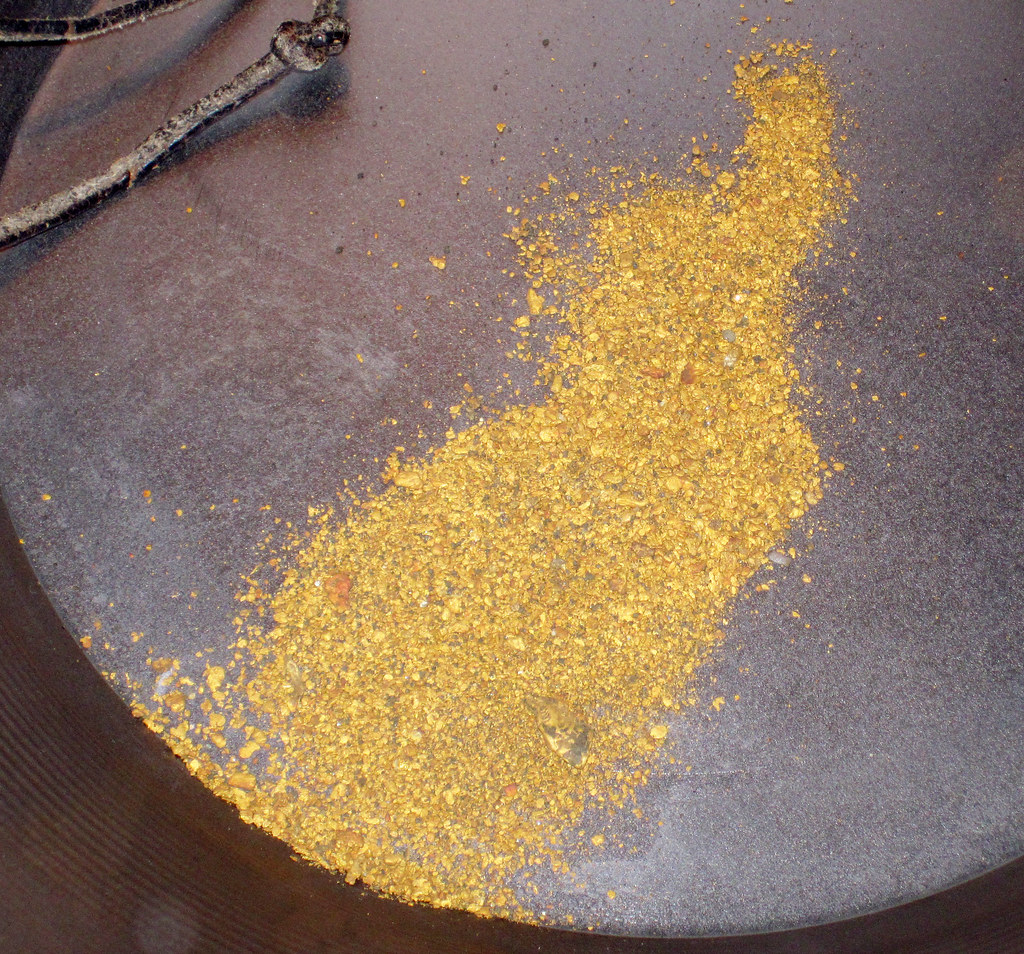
[2, 1, 1024, 950]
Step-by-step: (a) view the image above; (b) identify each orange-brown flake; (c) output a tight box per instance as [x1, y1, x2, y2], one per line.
[323, 571, 353, 610]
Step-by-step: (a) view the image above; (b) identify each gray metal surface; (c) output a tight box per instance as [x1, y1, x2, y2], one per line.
[0, 0, 1021, 936]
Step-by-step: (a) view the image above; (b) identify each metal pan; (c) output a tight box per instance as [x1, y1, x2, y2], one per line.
[1, 0, 1022, 948]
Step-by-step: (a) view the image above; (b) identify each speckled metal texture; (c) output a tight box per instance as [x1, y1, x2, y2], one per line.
[1, 0, 1022, 946]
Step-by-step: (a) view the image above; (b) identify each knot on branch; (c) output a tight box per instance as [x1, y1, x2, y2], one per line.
[272, 15, 350, 72]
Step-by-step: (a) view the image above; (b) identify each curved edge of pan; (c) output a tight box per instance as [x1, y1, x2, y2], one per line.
[2, 487, 1024, 951]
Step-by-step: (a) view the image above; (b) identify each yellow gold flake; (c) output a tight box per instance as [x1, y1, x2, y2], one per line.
[526, 288, 545, 315]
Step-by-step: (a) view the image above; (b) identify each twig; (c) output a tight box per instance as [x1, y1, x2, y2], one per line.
[0, 0, 206, 43]
[0, 6, 349, 251]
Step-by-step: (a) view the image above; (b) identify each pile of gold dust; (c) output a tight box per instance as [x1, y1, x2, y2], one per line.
[134, 45, 849, 924]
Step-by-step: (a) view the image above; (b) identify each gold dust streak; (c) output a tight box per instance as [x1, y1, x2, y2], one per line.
[137, 45, 850, 925]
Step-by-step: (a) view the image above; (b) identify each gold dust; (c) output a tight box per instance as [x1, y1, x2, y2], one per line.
[137, 46, 849, 927]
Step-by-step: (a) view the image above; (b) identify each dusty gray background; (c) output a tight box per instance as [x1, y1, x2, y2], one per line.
[0, 0, 1022, 936]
